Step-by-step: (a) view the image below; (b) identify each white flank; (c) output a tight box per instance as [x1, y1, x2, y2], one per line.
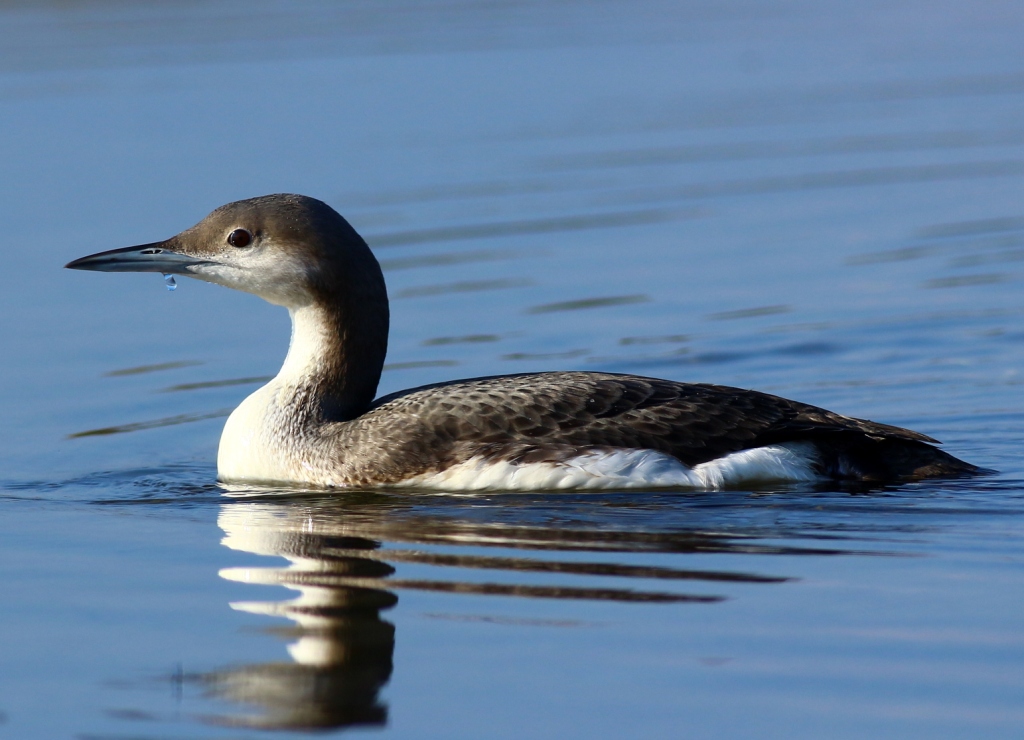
[400, 442, 821, 492]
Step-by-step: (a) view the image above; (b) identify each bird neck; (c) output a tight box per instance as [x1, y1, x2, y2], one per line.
[278, 297, 388, 422]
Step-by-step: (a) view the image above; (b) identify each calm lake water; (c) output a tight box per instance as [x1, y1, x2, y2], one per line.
[2, 2, 1024, 737]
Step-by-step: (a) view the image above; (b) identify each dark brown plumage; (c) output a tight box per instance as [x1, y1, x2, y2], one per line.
[336, 371, 977, 484]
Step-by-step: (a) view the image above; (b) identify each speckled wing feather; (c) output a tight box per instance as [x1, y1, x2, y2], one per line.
[350, 372, 974, 482]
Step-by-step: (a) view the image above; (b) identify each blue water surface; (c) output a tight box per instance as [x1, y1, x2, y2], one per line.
[1, 2, 1023, 738]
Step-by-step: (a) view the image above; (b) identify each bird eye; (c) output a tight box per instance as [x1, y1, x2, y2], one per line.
[227, 228, 253, 248]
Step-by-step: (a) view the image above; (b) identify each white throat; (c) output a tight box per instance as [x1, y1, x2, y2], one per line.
[277, 304, 336, 384]
[217, 304, 334, 484]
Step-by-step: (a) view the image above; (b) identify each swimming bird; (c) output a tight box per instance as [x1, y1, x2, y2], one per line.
[66, 194, 980, 490]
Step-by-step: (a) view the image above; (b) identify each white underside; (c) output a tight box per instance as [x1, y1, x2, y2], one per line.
[397, 442, 822, 492]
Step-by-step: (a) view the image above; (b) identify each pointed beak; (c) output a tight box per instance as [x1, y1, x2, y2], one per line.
[65, 242, 216, 274]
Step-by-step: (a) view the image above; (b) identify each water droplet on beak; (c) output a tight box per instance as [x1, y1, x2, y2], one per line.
[163, 274, 177, 291]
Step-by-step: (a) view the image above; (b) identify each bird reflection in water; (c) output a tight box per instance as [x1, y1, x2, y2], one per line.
[206, 502, 396, 730]
[197, 492, 807, 731]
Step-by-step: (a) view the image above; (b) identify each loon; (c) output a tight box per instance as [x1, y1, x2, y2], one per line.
[65, 194, 980, 490]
